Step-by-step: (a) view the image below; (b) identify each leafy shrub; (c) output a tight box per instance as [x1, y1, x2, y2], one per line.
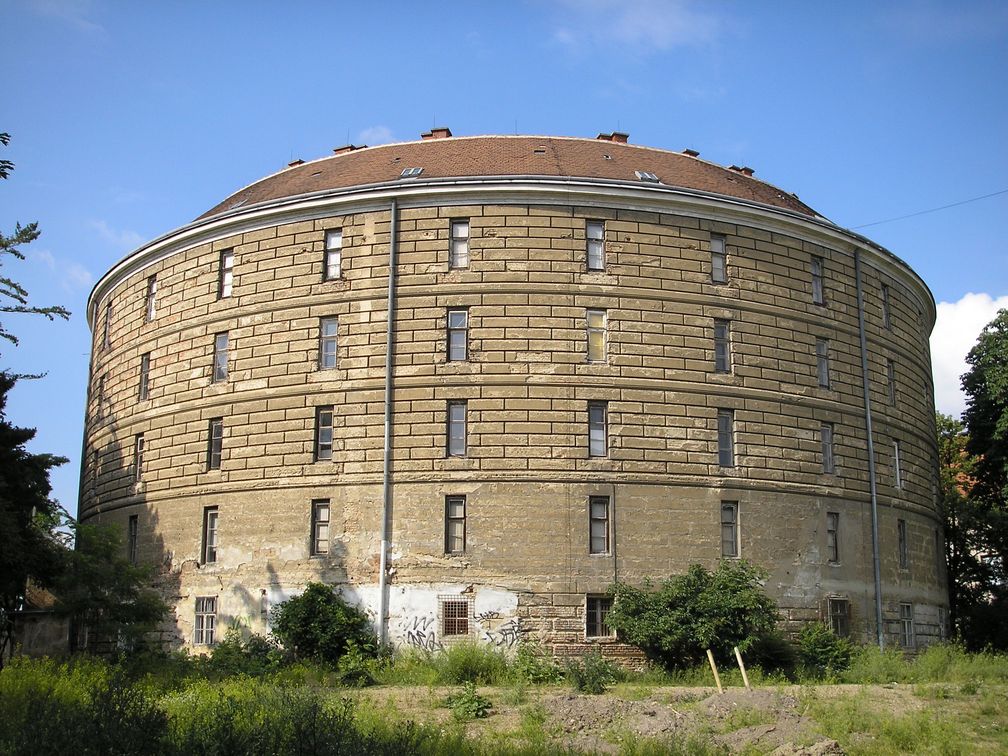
[269, 582, 377, 665]
[443, 681, 492, 721]
[566, 650, 617, 694]
[336, 641, 376, 687]
[746, 630, 799, 677]
[208, 627, 285, 677]
[605, 560, 779, 669]
[513, 641, 564, 684]
[797, 622, 854, 678]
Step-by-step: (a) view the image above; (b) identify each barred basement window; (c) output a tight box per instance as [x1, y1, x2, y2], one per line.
[721, 501, 739, 558]
[711, 234, 727, 284]
[447, 401, 467, 457]
[133, 434, 144, 482]
[586, 220, 605, 270]
[324, 229, 342, 280]
[588, 401, 607, 458]
[202, 506, 218, 564]
[207, 418, 223, 470]
[218, 249, 234, 299]
[212, 332, 229, 383]
[319, 317, 338, 369]
[828, 598, 850, 638]
[717, 410, 734, 468]
[311, 499, 330, 556]
[811, 256, 825, 305]
[586, 309, 606, 362]
[441, 598, 470, 637]
[127, 514, 139, 565]
[316, 406, 334, 461]
[145, 275, 157, 322]
[138, 352, 150, 401]
[447, 309, 468, 361]
[586, 595, 614, 638]
[898, 518, 908, 569]
[899, 602, 914, 648]
[445, 495, 466, 554]
[821, 423, 835, 474]
[826, 512, 840, 564]
[450, 220, 469, 269]
[714, 319, 731, 373]
[589, 496, 610, 554]
[194, 596, 217, 645]
[816, 338, 830, 388]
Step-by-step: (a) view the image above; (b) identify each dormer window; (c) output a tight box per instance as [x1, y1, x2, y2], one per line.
[635, 170, 660, 182]
[400, 167, 423, 178]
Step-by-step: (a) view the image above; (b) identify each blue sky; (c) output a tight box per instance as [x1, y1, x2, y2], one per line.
[2, 0, 1007, 517]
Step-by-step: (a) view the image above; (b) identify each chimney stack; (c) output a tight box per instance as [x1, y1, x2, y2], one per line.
[287, 159, 305, 167]
[682, 148, 700, 157]
[596, 131, 630, 144]
[333, 144, 365, 155]
[421, 127, 453, 140]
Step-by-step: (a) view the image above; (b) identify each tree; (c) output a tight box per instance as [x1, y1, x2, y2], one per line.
[0, 372, 68, 664]
[605, 560, 779, 670]
[963, 308, 1008, 506]
[269, 582, 377, 664]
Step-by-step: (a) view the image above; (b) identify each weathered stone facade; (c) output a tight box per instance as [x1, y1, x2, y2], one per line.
[80, 133, 944, 656]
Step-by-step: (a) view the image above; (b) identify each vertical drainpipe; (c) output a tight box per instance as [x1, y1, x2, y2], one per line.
[855, 249, 884, 649]
[378, 198, 398, 647]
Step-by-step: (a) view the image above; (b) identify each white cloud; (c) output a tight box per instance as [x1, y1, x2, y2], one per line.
[34, 249, 57, 270]
[89, 219, 143, 252]
[29, 0, 104, 33]
[357, 126, 394, 146]
[930, 292, 1008, 417]
[61, 262, 93, 293]
[550, 0, 723, 53]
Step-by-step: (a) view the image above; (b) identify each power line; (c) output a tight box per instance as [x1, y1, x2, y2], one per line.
[851, 188, 1008, 229]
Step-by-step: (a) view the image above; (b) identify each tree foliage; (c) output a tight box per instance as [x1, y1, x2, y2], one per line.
[269, 582, 377, 665]
[963, 308, 1008, 506]
[605, 560, 779, 669]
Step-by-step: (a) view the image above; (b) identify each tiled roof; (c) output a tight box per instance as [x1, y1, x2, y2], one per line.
[199, 134, 819, 220]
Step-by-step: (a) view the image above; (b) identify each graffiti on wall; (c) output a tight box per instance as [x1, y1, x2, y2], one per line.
[403, 615, 443, 652]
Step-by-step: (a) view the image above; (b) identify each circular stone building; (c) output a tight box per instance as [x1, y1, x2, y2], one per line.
[81, 128, 945, 655]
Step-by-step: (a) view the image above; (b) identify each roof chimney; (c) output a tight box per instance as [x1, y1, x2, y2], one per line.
[333, 144, 365, 155]
[682, 148, 700, 157]
[421, 127, 453, 140]
[287, 159, 305, 167]
[740, 166, 755, 177]
[596, 131, 629, 144]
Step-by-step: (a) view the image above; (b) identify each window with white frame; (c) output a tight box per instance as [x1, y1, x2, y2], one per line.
[586, 309, 606, 362]
[202, 506, 218, 564]
[324, 229, 342, 280]
[822, 423, 835, 474]
[827, 511, 840, 564]
[711, 234, 727, 284]
[450, 220, 469, 269]
[315, 406, 334, 461]
[212, 332, 228, 383]
[138, 353, 150, 401]
[447, 401, 466, 457]
[145, 275, 157, 322]
[899, 602, 914, 647]
[721, 501, 739, 558]
[319, 317, 338, 369]
[588, 401, 607, 458]
[447, 309, 468, 361]
[586, 220, 605, 270]
[207, 418, 223, 470]
[893, 439, 902, 489]
[194, 596, 217, 645]
[311, 499, 330, 556]
[816, 338, 830, 388]
[828, 597, 850, 637]
[589, 495, 610, 554]
[445, 495, 466, 554]
[717, 410, 734, 468]
[586, 595, 614, 638]
[133, 434, 144, 482]
[218, 249, 234, 299]
[714, 319, 731, 373]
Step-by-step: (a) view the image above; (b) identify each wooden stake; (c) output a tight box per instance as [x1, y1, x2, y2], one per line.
[706, 648, 723, 694]
[734, 646, 751, 689]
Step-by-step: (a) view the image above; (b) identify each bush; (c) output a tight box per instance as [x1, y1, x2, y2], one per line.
[208, 627, 285, 677]
[443, 681, 492, 721]
[566, 650, 617, 694]
[797, 622, 853, 678]
[747, 630, 799, 677]
[513, 641, 565, 685]
[269, 582, 377, 665]
[605, 561, 779, 669]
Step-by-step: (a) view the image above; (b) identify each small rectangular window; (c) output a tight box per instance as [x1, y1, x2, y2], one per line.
[822, 423, 835, 474]
[828, 598, 850, 638]
[717, 409, 734, 468]
[133, 434, 144, 482]
[893, 439, 902, 489]
[324, 229, 342, 280]
[213, 332, 229, 383]
[138, 353, 150, 401]
[887, 359, 896, 405]
[816, 338, 830, 388]
[316, 406, 334, 461]
[207, 418, 223, 470]
[811, 256, 824, 305]
[319, 317, 338, 369]
[899, 602, 914, 647]
[441, 598, 470, 636]
[721, 501, 739, 558]
[202, 507, 218, 565]
[95, 374, 106, 422]
[881, 284, 891, 330]
[588, 401, 607, 458]
[194, 596, 217, 645]
[127, 514, 139, 565]
[447, 401, 467, 457]
[586, 220, 605, 270]
[714, 319, 731, 374]
[450, 220, 469, 269]
[311, 499, 330, 556]
[218, 249, 234, 299]
[589, 496, 610, 554]
[711, 235, 727, 284]
[103, 300, 112, 348]
[586, 309, 607, 362]
[826, 511, 840, 564]
[447, 309, 468, 361]
[898, 518, 908, 569]
[586, 595, 614, 638]
[145, 275, 157, 322]
[445, 495, 466, 554]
